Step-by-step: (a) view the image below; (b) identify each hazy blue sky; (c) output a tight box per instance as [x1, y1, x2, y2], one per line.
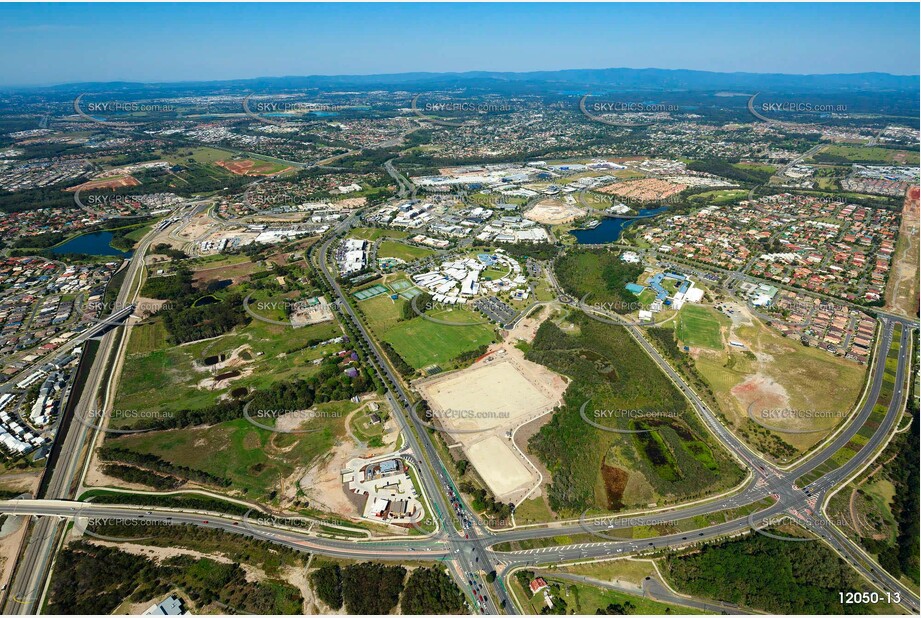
[1, 3, 918, 86]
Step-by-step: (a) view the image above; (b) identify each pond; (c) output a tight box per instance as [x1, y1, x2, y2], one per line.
[50, 232, 132, 257]
[570, 207, 668, 244]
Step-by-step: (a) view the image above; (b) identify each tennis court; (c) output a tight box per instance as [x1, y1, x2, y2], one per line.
[354, 284, 389, 300]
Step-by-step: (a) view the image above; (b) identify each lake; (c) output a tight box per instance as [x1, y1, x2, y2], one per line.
[50, 232, 132, 257]
[570, 207, 667, 244]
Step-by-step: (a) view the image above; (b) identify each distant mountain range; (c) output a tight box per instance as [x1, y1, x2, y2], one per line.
[27, 67, 921, 94]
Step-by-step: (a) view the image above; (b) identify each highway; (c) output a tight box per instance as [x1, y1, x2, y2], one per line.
[0, 305, 135, 397]
[0, 192, 916, 614]
[312, 209, 515, 614]
[384, 158, 416, 199]
[0, 499, 450, 562]
[1, 283, 915, 615]
[0, 205, 187, 615]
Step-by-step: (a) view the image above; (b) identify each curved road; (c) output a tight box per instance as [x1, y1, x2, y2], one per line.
[1, 200, 916, 615]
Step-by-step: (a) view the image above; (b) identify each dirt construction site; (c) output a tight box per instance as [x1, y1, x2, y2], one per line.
[524, 199, 585, 225]
[216, 159, 292, 176]
[66, 174, 141, 192]
[415, 342, 568, 504]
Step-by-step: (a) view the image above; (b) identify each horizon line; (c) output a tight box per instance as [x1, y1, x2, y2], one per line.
[4, 65, 920, 90]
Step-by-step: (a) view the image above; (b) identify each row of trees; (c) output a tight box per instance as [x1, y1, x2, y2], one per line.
[100, 463, 182, 490]
[49, 540, 303, 615]
[310, 563, 465, 614]
[97, 446, 231, 487]
[459, 480, 514, 520]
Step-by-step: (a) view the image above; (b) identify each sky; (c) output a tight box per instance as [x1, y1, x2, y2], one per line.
[0, 3, 918, 86]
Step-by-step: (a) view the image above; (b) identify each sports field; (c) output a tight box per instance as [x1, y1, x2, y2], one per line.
[382, 309, 495, 369]
[676, 305, 727, 350]
[377, 240, 433, 262]
[353, 284, 389, 300]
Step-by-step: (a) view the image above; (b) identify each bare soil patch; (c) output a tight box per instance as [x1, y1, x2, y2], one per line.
[216, 159, 291, 176]
[67, 175, 141, 192]
[524, 200, 585, 225]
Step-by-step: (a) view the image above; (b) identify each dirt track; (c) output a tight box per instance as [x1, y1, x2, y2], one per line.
[884, 185, 920, 318]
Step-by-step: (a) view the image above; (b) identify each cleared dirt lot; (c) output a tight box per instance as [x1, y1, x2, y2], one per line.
[216, 159, 291, 176]
[885, 185, 920, 318]
[466, 435, 534, 498]
[67, 175, 141, 192]
[416, 350, 567, 502]
[418, 357, 557, 431]
[524, 199, 585, 224]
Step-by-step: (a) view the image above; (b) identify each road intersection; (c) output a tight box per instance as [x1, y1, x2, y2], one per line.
[0, 196, 917, 615]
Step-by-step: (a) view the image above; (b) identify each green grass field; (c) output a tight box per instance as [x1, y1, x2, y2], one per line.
[377, 240, 433, 262]
[688, 189, 749, 204]
[154, 146, 233, 166]
[810, 144, 920, 165]
[114, 317, 342, 418]
[359, 293, 406, 332]
[514, 575, 700, 615]
[382, 308, 495, 369]
[125, 320, 170, 356]
[676, 305, 727, 350]
[107, 401, 355, 501]
[733, 163, 777, 175]
[185, 253, 254, 270]
[481, 265, 511, 280]
[123, 222, 157, 243]
[348, 227, 410, 241]
[815, 176, 840, 191]
[359, 291, 496, 370]
[561, 559, 657, 586]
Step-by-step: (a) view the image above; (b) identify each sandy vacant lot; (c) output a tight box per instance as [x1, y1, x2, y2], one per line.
[418, 358, 556, 432]
[467, 435, 533, 497]
[885, 185, 920, 318]
[216, 159, 291, 176]
[175, 213, 218, 241]
[416, 346, 568, 503]
[67, 175, 140, 192]
[524, 200, 585, 225]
